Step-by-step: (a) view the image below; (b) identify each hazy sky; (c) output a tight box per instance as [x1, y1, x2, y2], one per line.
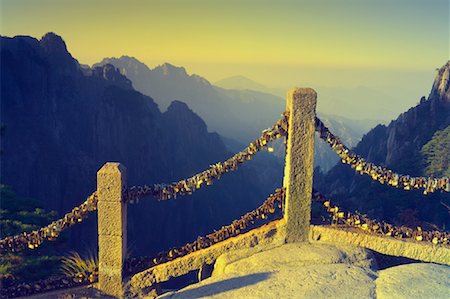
[1, 0, 448, 95]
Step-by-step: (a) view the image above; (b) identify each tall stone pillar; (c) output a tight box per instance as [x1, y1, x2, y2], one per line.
[283, 88, 317, 242]
[97, 162, 127, 297]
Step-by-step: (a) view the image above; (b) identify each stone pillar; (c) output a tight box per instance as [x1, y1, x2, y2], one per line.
[283, 88, 317, 243]
[97, 163, 127, 298]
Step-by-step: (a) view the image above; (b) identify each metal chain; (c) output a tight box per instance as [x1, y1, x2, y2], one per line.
[0, 192, 98, 253]
[315, 117, 450, 194]
[312, 190, 449, 245]
[124, 187, 285, 274]
[125, 112, 289, 203]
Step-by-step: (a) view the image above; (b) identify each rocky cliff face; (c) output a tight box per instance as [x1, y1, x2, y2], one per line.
[0, 33, 282, 254]
[316, 61, 450, 227]
[430, 61, 450, 102]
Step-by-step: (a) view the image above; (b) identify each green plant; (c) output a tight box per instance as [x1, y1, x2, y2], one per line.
[0, 184, 58, 238]
[421, 126, 450, 178]
[0, 185, 63, 284]
[61, 251, 98, 283]
[0, 254, 61, 285]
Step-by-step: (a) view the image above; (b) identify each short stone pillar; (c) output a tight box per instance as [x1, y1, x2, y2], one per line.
[283, 88, 317, 242]
[97, 163, 127, 298]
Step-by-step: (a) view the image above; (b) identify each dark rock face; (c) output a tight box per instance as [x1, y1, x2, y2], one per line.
[316, 61, 450, 228]
[1, 34, 282, 254]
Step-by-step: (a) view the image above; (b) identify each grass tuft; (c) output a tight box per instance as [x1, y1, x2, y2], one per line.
[61, 251, 98, 283]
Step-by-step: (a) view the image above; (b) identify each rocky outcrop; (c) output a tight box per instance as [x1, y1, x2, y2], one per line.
[430, 61, 450, 102]
[160, 243, 378, 299]
[160, 243, 449, 299]
[376, 263, 450, 299]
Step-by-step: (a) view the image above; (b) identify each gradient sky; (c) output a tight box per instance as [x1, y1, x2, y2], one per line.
[1, 0, 449, 94]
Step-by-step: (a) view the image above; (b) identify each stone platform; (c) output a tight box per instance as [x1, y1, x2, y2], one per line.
[159, 242, 450, 299]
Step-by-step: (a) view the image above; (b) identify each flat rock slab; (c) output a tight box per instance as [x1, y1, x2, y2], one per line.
[159, 243, 378, 299]
[376, 263, 450, 299]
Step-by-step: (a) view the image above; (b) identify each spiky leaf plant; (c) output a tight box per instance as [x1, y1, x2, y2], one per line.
[61, 251, 98, 283]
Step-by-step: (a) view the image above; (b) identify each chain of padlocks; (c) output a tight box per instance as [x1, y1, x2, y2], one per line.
[315, 117, 450, 194]
[0, 113, 289, 253]
[126, 186, 450, 276]
[0, 192, 98, 254]
[312, 190, 449, 245]
[0, 188, 285, 299]
[124, 187, 286, 274]
[125, 185, 450, 275]
[125, 112, 289, 203]
[3, 185, 448, 298]
[2, 112, 449, 254]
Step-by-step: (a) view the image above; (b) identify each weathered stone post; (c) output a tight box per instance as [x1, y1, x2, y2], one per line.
[283, 88, 317, 242]
[97, 163, 127, 298]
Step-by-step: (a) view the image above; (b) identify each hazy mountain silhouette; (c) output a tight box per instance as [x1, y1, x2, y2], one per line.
[94, 56, 272, 143]
[215, 75, 282, 96]
[216, 75, 402, 123]
[94, 57, 378, 172]
[316, 61, 450, 228]
[314, 85, 405, 122]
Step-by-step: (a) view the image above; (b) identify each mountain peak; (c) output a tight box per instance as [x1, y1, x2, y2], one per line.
[91, 64, 132, 89]
[164, 100, 208, 133]
[115, 55, 149, 68]
[118, 55, 141, 63]
[40, 32, 68, 54]
[93, 56, 152, 79]
[38, 32, 78, 74]
[430, 60, 450, 102]
[168, 100, 190, 111]
[155, 63, 188, 76]
[151, 63, 210, 86]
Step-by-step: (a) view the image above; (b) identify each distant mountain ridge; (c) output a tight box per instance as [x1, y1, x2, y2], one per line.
[316, 61, 450, 228]
[94, 56, 376, 172]
[215, 75, 282, 96]
[94, 56, 284, 144]
[93, 56, 216, 112]
[217, 75, 401, 123]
